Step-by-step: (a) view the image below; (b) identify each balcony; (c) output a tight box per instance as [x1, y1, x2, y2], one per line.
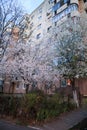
[71, 0, 79, 5]
[52, 4, 78, 23]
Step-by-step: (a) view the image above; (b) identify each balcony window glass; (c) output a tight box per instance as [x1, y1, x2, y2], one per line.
[74, 4, 78, 10]
[61, 11, 65, 18]
[52, 0, 70, 12]
[52, 4, 78, 23]
[60, 0, 64, 6]
[52, 2, 60, 11]
[64, 0, 68, 4]
[50, 0, 54, 2]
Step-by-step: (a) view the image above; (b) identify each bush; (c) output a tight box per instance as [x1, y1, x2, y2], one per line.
[0, 95, 21, 117]
[83, 97, 87, 106]
[0, 91, 76, 123]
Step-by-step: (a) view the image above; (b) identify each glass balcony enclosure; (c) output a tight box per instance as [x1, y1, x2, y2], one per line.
[52, 0, 70, 12]
[53, 4, 78, 23]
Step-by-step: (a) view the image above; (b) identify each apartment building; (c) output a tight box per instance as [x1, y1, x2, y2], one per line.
[25, 0, 87, 44]
[2, 0, 87, 94]
[26, 0, 53, 43]
[20, 0, 87, 94]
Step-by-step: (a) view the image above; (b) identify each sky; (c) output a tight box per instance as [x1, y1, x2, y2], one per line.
[18, 0, 44, 14]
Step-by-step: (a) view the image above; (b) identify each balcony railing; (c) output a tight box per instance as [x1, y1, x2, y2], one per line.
[52, 4, 78, 23]
[52, 0, 70, 12]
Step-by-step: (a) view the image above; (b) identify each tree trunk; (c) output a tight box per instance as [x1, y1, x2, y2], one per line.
[73, 90, 79, 107]
[72, 78, 79, 107]
[25, 84, 29, 93]
[12, 82, 15, 94]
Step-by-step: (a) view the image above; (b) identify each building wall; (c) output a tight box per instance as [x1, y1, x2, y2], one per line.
[25, 0, 84, 44]
[75, 78, 87, 96]
[28, 0, 53, 43]
[23, 0, 87, 95]
[3, 78, 26, 94]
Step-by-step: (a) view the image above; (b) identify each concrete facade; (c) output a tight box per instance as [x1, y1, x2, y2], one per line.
[25, 0, 84, 43]
[27, 0, 53, 43]
[22, 0, 87, 95]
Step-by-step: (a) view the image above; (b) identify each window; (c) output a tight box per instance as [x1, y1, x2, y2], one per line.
[36, 33, 41, 39]
[47, 12, 50, 16]
[37, 24, 41, 29]
[16, 85, 19, 89]
[47, 8, 52, 17]
[60, 0, 64, 6]
[85, 9, 87, 13]
[54, 0, 57, 4]
[38, 16, 42, 20]
[55, 22, 57, 26]
[29, 39, 31, 42]
[23, 84, 27, 89]
[67, 0, 70, 5]
[67, 13, 71, 18]
[54, 10, 57, 15]
[31, 15, 34, 19]
[16, 82, 19, 89]
[64, 0, 68, 4]
[0, 79, 3, 86]
[52, 2, 60, 12]
[61, 79, 66, 87]
[38, 8, 42, 13]
[30, 22, 33, 29]
[47, 26, 52, 32]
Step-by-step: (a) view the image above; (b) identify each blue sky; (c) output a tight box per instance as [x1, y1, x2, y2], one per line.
[18, 0, 44, 13]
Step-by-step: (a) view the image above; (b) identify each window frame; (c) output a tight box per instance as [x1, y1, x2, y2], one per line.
[36, 33, 41, 39]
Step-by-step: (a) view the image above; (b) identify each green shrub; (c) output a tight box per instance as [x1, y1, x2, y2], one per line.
[0, 91, 76, 122]
[83, 97, 87, 106]
[37, 109, 49, 121]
